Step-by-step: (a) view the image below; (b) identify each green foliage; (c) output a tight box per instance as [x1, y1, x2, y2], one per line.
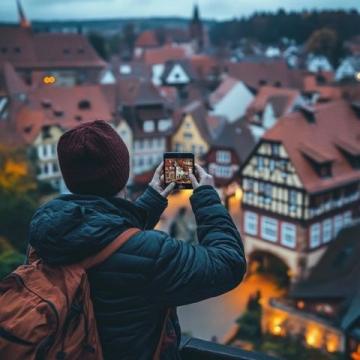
[209, 9, 360, 63]
[0, 190, 37, 252]
[0, 146, 39, 252]
[236, 292, 262, 342]
[306, 28, 343, 65]
[0, 250, 25, 280]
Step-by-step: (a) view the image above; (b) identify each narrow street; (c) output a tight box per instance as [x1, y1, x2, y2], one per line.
[157, 190, 285, 342]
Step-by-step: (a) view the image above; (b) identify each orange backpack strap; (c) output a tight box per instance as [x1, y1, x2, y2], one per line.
[153, 308, 171, 360]
[81, 227, 141, 270]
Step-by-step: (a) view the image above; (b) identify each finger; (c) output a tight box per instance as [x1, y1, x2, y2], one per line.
[189, 173, 199, 188]
[194, 164, 206, 180]
[161, 182, 176, 197]
[154, 162, 164, 178]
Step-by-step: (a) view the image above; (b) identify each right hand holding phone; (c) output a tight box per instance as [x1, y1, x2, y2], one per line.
[189, 164, 215, 190]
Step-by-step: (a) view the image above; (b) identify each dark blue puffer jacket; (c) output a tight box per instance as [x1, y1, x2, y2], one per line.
[29, 185, 246, 360]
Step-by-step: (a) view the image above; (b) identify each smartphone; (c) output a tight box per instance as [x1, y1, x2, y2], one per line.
[164, 152, 195, 189]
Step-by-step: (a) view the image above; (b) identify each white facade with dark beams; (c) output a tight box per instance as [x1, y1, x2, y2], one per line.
[240, 100, 360, 280]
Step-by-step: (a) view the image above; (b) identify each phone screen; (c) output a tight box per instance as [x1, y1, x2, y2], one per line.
[164, 153, 194, 189]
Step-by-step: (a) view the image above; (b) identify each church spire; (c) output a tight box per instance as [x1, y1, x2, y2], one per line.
[17, 0, 31, 28]
[192, 3, 200, 23]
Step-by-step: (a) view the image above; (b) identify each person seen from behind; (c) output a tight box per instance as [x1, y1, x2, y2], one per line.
[29, 120, 247, 359]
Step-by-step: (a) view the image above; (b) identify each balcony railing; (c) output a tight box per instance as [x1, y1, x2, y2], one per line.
[180, 336, 278, 360]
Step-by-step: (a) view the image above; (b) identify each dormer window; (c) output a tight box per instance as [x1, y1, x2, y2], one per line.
[78, 48, 85, 54]
[300, 143, 333, 178]
[297, 104, 316, 123]
[78, 99, 91, 110]
[53, 108, 64, 117]
[63, 48, 70, 55]
[41, 99, 52, 109]
[335, 138, 360, 169]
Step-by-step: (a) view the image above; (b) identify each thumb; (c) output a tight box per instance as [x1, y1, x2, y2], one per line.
[161, 182, 176, 197]
[189, 174, 198, 189]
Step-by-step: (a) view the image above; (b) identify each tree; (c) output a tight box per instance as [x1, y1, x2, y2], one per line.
[306, 28, 342, 65]
[88, 32, 108, 60]
[0, 146, 38, 252]
[123, 23, 136, 59]
[0, 250, 25, 280]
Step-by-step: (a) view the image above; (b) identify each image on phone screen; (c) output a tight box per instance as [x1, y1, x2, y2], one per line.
[164, 153, 194, 189]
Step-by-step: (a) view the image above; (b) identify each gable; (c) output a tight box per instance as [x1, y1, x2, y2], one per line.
[166, 64, 190, 84]
[242, 141, 303, 189]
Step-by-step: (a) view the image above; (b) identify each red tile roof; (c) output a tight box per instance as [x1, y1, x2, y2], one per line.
[226, 60, 301, 90]
[264, 100, 360, 193]
[0, 27, 106, 69]
[142, 45, 186, 66]
[135, 31, 159, 48]
[0, 61, 27, 96]
[247, 86, 300, 118]
[16, 85, 113, 143]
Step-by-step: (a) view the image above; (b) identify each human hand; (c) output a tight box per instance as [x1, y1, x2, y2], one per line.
[149, 162, 176, 198]
[189, 164, 215, 190]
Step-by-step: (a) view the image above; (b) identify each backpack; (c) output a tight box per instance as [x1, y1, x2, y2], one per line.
[0, 227, 141, 360]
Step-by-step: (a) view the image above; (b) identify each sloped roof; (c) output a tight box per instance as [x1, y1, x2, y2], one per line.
[135, 30, 159, 48]
[209, 76, 239, 106]
[16, 85, 113, 143]
[226, 60, 301, 90]
[0, 26, 106, 69]
[0, 61, 28, 96]
[142, 45, 186, 66]
[211, 119, 256, 164]
[264, 99, 360, 193]
[247, 86, 300, 118]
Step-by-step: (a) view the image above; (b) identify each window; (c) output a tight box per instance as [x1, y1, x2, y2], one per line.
[143, 120, 155, 132]
[257, 156, 264, 171]
[272, 143, 280, 156]
[37, 145, 43, 159]
[334, 215, 343, 236]
[175, 143, 182, 152]
[199, 146, 204, 155]
[310, 223, 321, 248]
[138, 157, 144, 166]
[281, 223, 296, 248]
[322, 219, 332, 243]
[261, 217, 278, 242]
[269, 159, 275, 171]
[183, 132, 193, 139]
[51, 144, 56, 156]
[52, 163, 59, 173]
[191, 144, 196, 154]
[158, 119, 171, 132]
[216, 150, 231, 164]
[244, 211, 258, 236]
[215, 166, 232, 178]
[343, 211, 352, 225]
[289, 190, 297, 212]
[43, 145, 48, 157]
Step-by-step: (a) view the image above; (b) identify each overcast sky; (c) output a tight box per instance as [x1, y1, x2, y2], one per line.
[1, 0, 359, 22]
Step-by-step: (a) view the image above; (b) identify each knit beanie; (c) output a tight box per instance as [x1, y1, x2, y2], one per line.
[57, 120, 129, 197]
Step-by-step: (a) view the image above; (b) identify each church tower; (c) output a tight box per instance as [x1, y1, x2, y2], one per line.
[17, 0, 31, 28]
[189, 4, 204, 52]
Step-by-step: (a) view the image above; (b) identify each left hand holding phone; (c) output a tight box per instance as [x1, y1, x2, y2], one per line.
[149, 162, 176, 198]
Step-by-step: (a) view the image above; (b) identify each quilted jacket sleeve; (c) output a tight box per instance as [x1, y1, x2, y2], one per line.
[134, 186, 168, 229]
[148, 185, 246, 306]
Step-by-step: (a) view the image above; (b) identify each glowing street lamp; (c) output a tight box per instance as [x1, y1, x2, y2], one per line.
[42, 75, 56, 85]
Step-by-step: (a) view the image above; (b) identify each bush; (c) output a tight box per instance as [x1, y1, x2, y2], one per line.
[0, 250, 25, 280]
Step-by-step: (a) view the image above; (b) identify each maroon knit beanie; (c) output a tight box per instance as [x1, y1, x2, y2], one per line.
[57, 120, 129, 197]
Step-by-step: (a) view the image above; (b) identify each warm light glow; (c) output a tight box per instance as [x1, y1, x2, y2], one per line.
[42, 75, 56, 85]
[351, 345, 360, 360]
[356, 72, 360, 82]
[297, 300, 305, 309]
[269, 316, 286, 337]
[326, 334, 339, 353]
[234, 187, 243, 201]
[306, 326, 322, 348]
